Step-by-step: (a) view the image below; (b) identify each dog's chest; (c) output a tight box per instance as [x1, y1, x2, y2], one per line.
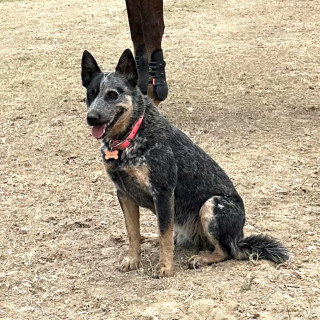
[123, 165, 151, 191]
[107, 164, 154, 209]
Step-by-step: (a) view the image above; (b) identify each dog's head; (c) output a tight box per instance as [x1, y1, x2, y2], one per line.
[81, 49, 144, 140]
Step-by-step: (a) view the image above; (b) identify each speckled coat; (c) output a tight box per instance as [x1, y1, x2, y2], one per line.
[81, 49, 289, 277]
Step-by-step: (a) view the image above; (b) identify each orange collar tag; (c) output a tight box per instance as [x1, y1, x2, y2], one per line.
[105, 150, 119, 160]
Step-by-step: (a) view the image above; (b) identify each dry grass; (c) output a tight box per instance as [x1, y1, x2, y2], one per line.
[0, 0, 319, 319]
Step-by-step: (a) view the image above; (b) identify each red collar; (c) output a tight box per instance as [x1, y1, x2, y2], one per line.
[109, 114, 144, 151]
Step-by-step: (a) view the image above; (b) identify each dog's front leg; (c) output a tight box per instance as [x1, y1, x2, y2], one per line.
[154, 190, 174, 277]
[117, 190, 141, 272]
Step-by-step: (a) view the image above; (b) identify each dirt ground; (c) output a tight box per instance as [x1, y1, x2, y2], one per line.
[0, 0, 319, 319]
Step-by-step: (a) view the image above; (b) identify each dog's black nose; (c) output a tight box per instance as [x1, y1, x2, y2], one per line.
[87, 110, 100, 126]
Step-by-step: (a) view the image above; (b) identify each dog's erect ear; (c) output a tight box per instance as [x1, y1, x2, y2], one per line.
[81, 50, 102, 88]
[115, 49, 138, 87]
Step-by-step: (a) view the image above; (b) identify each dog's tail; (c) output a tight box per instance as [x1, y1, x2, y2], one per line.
[233, 234, 290, 264]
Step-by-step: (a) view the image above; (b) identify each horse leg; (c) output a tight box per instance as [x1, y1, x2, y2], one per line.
[125, 0, 148, 94]
[140, 0, 168, 103]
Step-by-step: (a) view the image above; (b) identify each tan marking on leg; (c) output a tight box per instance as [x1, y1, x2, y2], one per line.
[124, 165, 151, 192]
[109, 96, 133, 138]
[118, 193, 141, 272]
[188, 243, 228, 269]
[188, 197, 228, 269]
[158, 221, 174, 277]
[200, 197, 214, 233]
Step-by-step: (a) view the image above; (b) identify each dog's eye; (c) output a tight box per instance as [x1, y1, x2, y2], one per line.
[88, 88, 98, 102]
[106, 90, 119, 101]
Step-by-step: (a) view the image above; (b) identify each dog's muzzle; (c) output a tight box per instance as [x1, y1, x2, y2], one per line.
[87, 110, 101, 126]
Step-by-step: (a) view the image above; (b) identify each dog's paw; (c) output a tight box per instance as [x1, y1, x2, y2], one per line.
[158, 266, 174, 278]
[154, 264, 174, 278]
[188, 255, 204, 269]
[120, 256, 140, 272]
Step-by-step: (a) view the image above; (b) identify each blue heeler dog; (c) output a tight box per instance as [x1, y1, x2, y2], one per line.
[81, 49, 290, 277]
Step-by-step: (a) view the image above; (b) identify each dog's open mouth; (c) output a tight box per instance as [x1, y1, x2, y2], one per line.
[91, 108, 125, 139]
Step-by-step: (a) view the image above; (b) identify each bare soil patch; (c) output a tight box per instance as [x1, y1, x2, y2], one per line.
[0, 0, 319, 319]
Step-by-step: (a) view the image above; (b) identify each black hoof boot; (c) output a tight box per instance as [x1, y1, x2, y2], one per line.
[149, 49, 168, 101]
[135, 45, 149, 95]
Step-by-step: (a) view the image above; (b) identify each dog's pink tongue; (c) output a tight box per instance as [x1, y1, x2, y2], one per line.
[92, 124, 107, 139]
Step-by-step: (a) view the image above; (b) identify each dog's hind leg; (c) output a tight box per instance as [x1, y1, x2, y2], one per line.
[188, 196, 245, 269]
[188, 198, 228, 268]
[117, 191, 141, 272]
